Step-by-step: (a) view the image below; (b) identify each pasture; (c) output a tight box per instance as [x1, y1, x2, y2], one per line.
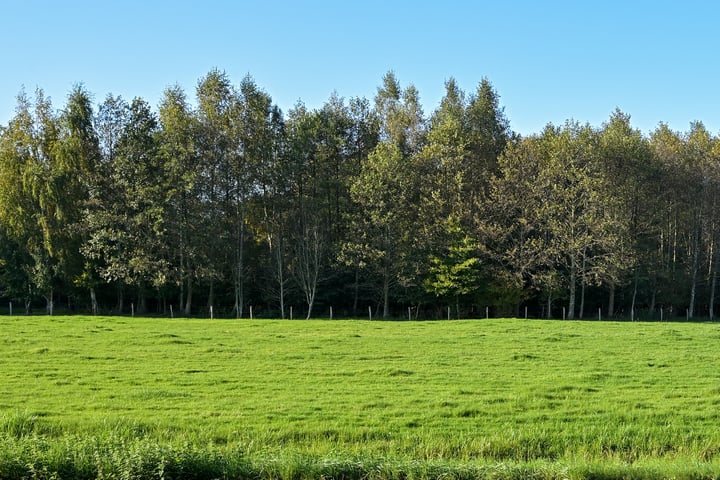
[1, 316, 720, 479]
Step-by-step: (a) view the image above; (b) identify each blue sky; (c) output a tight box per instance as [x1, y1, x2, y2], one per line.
[1, 0, 718, 136]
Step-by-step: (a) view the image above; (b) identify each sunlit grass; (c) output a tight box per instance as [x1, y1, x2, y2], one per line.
[2, 316, 720, 478]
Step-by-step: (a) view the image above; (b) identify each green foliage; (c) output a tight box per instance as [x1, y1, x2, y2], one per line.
[0, 89, 68, 312]
[342, 74, 428, 317]
[4, 69, 720, 321]
[491, 122, 633, 318]
[83, 97, 169, 293]
[424, 217, 480, 299]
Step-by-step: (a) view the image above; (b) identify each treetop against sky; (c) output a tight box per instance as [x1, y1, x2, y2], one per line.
[1, 72, 719, 321]
[1, 1, 719, 136]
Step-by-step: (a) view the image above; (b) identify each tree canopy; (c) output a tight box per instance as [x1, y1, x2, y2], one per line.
[0, 71, 717, 320]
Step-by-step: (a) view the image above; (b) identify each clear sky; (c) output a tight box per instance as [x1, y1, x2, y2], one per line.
[1, 0, 719, 136]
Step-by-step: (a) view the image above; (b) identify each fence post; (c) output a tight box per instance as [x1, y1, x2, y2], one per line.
[368, 306, 372, 321]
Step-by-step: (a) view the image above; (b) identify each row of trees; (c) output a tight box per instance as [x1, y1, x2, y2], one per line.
[0, 70, 717, 319]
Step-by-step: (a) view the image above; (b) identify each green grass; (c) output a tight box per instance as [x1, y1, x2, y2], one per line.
[2, 316, 720, 478]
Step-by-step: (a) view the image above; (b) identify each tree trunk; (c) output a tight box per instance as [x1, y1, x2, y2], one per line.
[578, 251, 587, 319]
[179, 278, 184, 316]
[352, 268, 360, 317]
[272, 235, 286, 319]
[546, 293, 552, 319]
[294, 219, 322, 320]
[607, 281, 615, 318]
[305, 292, 315, 320]
[179, 248, 185, 316]
[383, 265, 390, 319]
[116, 286, 124, 314]
[184, 281, 193, 316]
[234, 283, 243, 318]
[689, 225, 700, 318]
[138, 291, 147, 314]
[649, 270, 657, 315]
[650, 288, 656, 316]
[45, 288, 54, 316]
[709, 233, 716, 320]
[710, 266, 717, 320]
[631, 271, 639, 321]
[207, 279, 215, 312]
[90, 287, 98, 315]
[568, 256, 576, 319]
[279, 274, 286, 319]
[234, 219, 245, 319]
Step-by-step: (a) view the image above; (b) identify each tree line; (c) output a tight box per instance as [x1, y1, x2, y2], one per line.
[0, 69, 717, 320]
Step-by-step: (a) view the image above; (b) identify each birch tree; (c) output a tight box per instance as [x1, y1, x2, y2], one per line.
[683, 123, 716, 318]
[346, 73, 426, 318]
[0, 90, 66, 313]
[158, 85, 205, 314]
[55, 85, 102, 313]
[650, 124, 693, 316]
[196, 70, 243, 316]
[492, 123, 629, 318]
[598, 110, 657, 317]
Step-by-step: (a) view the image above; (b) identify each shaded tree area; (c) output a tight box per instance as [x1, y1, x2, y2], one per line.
[1, 71, 718, 319]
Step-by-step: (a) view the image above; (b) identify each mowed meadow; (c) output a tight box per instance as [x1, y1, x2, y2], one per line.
[2, 317, 720, 479]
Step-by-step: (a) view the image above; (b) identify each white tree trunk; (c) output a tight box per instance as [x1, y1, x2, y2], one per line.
[689, 224, 700, 318]
[234, 217, 245, 319]
[546, 293, 552, 319]
[568, 255, 577, 320]
[90, 287, 98, 315]
[45, 288, 54, 316]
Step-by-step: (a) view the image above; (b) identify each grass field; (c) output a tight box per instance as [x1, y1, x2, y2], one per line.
[2, 316, 720, 479]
